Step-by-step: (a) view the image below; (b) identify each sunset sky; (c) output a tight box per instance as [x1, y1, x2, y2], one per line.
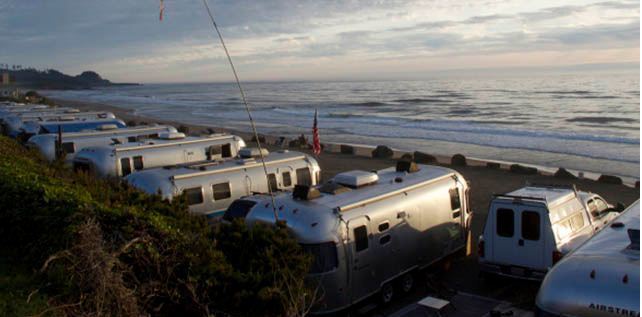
[0, 0, 639, 83]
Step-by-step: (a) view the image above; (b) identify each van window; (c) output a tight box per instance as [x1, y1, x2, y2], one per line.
[61, 142, 75, 154]
[302, 242, 338, 274]
[380, 234, 391, 245]
[296, 167, 312, 186]
[378, 222, 389, 232]
[184, 187, 203, 205]
[522, 211, 540, 240]
[267, 173, 278, 192]
[212, 182, 231, 200]
[449, 188, 461, 211]
[222, 143, 232, 158]
[570, 213, 585, 230]
[120, 158, 132, 176]
[133, 156, 144, 171]
[587, 199, 597, 214]
[282, 172, 292, 187]
[223, 200, 256, 221]
[594, 199, 609, 213]
[354, 225, 368, 252]
[496, 208, 514, 237]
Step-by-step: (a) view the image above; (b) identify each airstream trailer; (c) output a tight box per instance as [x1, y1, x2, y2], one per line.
[231, 162, 472, 314]
[12, 117, 127, 139]
[535, 200, 639, 317]
[478, 185, 619, 280]
[126, 149, 320, 217]
[73, 133, 246, 178]
[4, 111, 116, 137]
[27, 124, 178, 162]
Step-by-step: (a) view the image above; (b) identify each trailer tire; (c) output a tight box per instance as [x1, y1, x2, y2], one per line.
[400, 273, 414, 293]
[380, 282, 394, 304]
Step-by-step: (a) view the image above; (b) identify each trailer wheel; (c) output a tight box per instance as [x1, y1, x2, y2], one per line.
[400, 273, 414, 293]
[380, 283, 394, 304]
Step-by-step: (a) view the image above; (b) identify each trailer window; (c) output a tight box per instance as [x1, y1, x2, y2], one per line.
[61, 142, 75, 154]
[184, 187, 203, 205]
[449, 188, 461, 211]
[296, 167, 312, 186]
[354, 226, 368, 252]
[302, 242, 338, 274]
[282, 172, 292, 187]
[212, 182, 231, 200]
[223, 200, 256, 221]
[378, 222, 390, 232]
[496, 208, 514, 237]
[521, 211, 540, 240]
[594, 198, 609, 213]
[207, 145, 221, 160]
[120, 158, 132, 176]
[379, 234, 391, 245]
[267, 174, 278, 192]
[133, 156, 144, 171]
[222, 143, 232, 158]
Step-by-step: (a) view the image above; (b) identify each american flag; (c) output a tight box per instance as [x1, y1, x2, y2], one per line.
[312, 109, 321, 155]
[159, 0, 165, 21]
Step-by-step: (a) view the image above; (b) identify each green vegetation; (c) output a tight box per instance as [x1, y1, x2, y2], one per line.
[0, 136, 313, 316]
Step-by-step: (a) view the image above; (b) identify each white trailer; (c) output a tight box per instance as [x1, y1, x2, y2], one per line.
[232, 162, 472, 314]
[72, 133, 246, 178]
[27, 124, 178, 162]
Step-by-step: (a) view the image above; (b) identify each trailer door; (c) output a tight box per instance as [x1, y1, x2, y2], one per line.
[348, 216, 377, 304]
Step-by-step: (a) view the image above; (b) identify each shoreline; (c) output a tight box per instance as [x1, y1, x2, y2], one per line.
[53, 97, 639, 187]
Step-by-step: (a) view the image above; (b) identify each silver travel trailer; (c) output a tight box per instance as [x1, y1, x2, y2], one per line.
[126, 149, 321, 217]
[232, 162, 472, 314]
[27, 124, 178, 162]
[478, 185, 619, 280]
[0, 106, 76, 117]
[4, 111, 116, 137]
[535, 200, 639, 317]
[73, 133, 246, 178]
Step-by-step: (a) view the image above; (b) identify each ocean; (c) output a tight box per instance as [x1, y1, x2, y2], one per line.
[41, 71, 640, 180]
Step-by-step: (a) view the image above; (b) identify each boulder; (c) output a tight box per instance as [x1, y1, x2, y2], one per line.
[510, 164, 538, 175]
[554, 168, 577, 179]
[597, 174, 623, 185]
[251, 134, 266, 143]
[451, 154, 467, 166]
[340, 144, 355, 155]
[414, 151, 437, 164]
[400, 153, 414, 161]
[372, 145, 394, 159]
[177, 125, 189, 134]
[486, 162, 500, 169]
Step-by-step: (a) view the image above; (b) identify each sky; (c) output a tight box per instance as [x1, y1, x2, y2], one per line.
[0, 0, 639, 83]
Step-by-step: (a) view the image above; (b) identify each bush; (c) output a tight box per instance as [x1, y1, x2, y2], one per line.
[0, 136, 312, 316]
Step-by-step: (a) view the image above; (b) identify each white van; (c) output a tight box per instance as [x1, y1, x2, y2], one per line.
[478, 185, 620, 280]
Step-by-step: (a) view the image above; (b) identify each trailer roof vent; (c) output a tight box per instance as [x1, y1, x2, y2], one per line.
[239, 147, 269, 159]
[319, 182, 352, 195]
[293, 185, 321, 200]
[396, 160, 420, 173]
[158, 132, 186, 140]
[334, 170, 379, 189]
[96, 124, 119, 131]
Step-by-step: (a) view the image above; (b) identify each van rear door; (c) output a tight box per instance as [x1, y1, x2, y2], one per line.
[491, 202, 547, 270]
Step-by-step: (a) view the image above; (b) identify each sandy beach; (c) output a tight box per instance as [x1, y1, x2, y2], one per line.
[52, 97, 639, 313]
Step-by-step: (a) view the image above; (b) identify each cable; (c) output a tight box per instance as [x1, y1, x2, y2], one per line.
[201, 0, 279, 221]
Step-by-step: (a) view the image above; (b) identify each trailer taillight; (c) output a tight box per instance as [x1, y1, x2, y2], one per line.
[478, 240, 485, 258]
[552, 250, 563, 265]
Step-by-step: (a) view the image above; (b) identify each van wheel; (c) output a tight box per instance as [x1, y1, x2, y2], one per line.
[380, 283, 394, 304]
[400, 274, 414, 293]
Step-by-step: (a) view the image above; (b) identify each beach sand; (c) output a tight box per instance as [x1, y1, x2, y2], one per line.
[54, 97, 639, 313]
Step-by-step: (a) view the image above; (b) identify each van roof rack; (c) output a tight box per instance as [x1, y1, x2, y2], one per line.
[525, 182, 578, 191]
[493, 194, 548, 203]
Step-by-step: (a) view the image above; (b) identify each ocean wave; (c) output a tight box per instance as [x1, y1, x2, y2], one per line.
[393, 98, 453, 103]
[566, 117, 638, 124]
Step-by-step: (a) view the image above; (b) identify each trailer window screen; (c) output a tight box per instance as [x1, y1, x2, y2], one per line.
[296, 168, 312, 186]
[222, 143, 232, 158]
[184, 187, 203, 205]
[282, 172, 292, 187]
[449, 188, 461, 211]
[496, 208, 514, 237]
[521, 211, 540, 240]
[223, 200, 256, 221]
[133, 156, 144, 171]
[354, 226, 368, 252]
[267, 174, 278, 192]
[120, 158, 132, 176]
[61, 142, 75, 154]
[212, 182, 231, 200]
[302, 242, 338, 274]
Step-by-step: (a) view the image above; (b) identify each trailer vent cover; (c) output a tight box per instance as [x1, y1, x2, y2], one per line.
[239, 147, 269, 159]
[293, 185, 321, 200]
[158, 132, 186, 140]
[334, 170, 379, 189]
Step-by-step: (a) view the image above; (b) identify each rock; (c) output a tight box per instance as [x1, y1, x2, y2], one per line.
[400, 153, 414, 161]
[554, 168, 577, 179]
[288, 139, 301, 148]
[597, 174, 623, 185]
[372, 145, 394, 159]
[251, 134, 266, 143]
[510, 164, 538, 175]
[414, 151, 437, 164]
[340, 144, 355, 155]
[451, 154, 467, 166]
[177, 125, 189, 134]
[486, 162, 500, 169]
